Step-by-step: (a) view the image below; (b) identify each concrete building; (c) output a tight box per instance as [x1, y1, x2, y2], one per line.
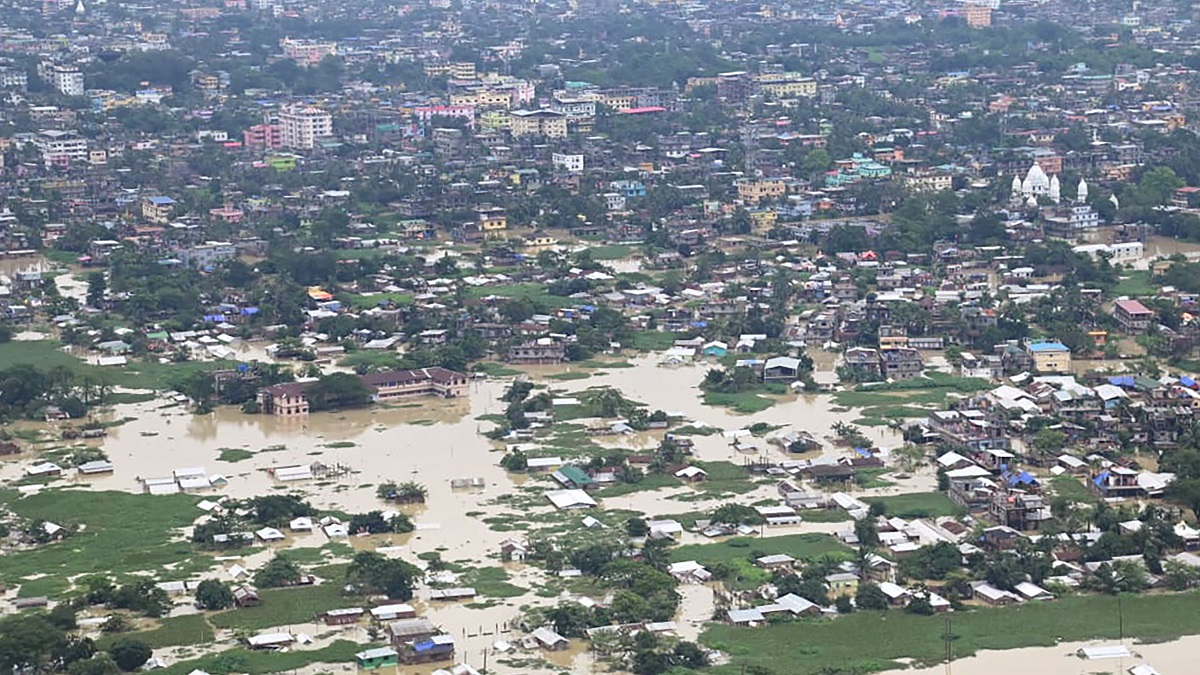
[509, 109, 567, 138]
[243, 123, 284, 149]
[280, 106, 333, 150]
[1026, 340, 1071, 373]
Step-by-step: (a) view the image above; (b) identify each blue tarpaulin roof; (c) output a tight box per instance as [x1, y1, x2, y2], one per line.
[1182, 376, 1197, 388]
[1108, 376, 1135, 388]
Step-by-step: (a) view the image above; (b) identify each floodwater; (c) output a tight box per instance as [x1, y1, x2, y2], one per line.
[883, 635, 1200, 675]
[3, 351, 930, 674]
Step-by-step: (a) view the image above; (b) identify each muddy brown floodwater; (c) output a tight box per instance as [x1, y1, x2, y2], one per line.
[884, 635, 1200, 675]
[1, 353, 934, 674]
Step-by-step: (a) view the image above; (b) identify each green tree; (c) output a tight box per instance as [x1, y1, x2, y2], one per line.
[193, 580, 235, 610]
[253, 556, 302, 588]
[855, 583, 889, 610]
[345, 551, 422, 600]
[107, 639, 151, 672]
[68, 654, 120, 675]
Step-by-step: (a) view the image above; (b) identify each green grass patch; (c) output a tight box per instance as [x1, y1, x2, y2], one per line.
[544, 371, 592, 381]
[693, 461, 757, 495]
[1113, 270, 1156, 297]
[630, 330, 677, 351]
[864, 491, 963, 518]
[463, 567, 527, 598]
[340, 292, 414, 309]
[464, 283, 575, 308]
[208, 583, 357, 631]
[155, 640, 369, 675]
[702, 391, 777, 414]
[339, 351, 402, 371]
[0, 340, 235, 392]
[671, 533, 850, 568]
[853, 468, 896, 489]
[703, 592, 1200, 675]
[1051, 475, 1096, 503]
[575, 359, 635, 369]
[596, 473, 682, 497]
[797, 509, 853, 523]
[322, 441, 357, 449]
[0, 489, 204, 593]
[671, 425, 720, 437]
[473, 362, 523, 377]
[217, 448, 254, 463]
[107, 614, 215, 649]
[585, 244, 634, 260]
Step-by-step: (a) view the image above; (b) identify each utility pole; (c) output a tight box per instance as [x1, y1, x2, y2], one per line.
[943, 615, 954, 675]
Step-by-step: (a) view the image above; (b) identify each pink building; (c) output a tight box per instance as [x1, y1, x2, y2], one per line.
[243, 124, 283, 149]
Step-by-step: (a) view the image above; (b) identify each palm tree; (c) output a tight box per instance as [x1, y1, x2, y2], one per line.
[395, 481, 428, 504]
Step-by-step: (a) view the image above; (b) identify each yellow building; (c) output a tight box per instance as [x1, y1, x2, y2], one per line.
[477, 206, 507, 238]
[737, 178, 787, 203]
[825, 573, 859, 598]
[754, 73, 818, 98]
[509, 109, 567, 138]
[1027, 341, 1071, 373]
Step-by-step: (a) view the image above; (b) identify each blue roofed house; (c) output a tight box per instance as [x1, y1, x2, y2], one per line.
[142, 196, 176, 223]
[702, 341, 728, 358]
[1026, 340, 1071, 373]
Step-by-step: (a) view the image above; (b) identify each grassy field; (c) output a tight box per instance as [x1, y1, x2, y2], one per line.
[208, 583, 356, 630]
[472, 361, 523, 377]
[670, 533, 850, 567]
[0, 489, 203, 593]
[217, 448, 254, 463]
[597, 473, 682, 497]
[1113, 270, 1156, 297]
[101, 614, 215, 649]
[692, 461, 758, 495]
[463, 566, 527, 598]
[704, 592, 1200, 675]
[702, 391, 777, 414]
[464, 283, 576, 308]
[155, 640, 369, 675]
[544, 371, 593, 381]
[864, 491, 963, 518]
[1051, 474, 1096, 503]
[585, 244, 634, 260]
[630, 330, 677, 351]
[340, 292, 414, 309]
[0, 340, 232, 391]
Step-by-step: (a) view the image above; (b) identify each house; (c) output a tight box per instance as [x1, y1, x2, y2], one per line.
[667, 560, 713, 583]
[232, 586, 260, 608]
[246, 633, 294, 649]
[1026, 340, 1071, 373]
[876, 582, 910, 606]
[529, 627, 569, 651]
[825, 572, 859, 597]
[545, 489, 597, 510]
[552, 466, 597, 490]
[726, 608, 766, 626]
[507, 341, 566, 364]
[1014, 581, 1053, 600]
[972, 582, 1020, 605]
[402, 635, 455, 664]
[755, 554, 796, 569]
[762, 356, 804, 382]
[760, 593, 821, 617]
[355, 647, 399, 670]
[702, 341, 728, 358]
[370, 604, 417, 621]
[387, 618, 438, 645]
[320, 607, 364, 625]
[1113, 299, 1154, 334]
[77, 460, 115, 475]
[499, 540, 528, 562]
[675, 465, 708, 482]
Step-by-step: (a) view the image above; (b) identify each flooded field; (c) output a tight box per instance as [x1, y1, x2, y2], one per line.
[885, 635, 1200, 675]
[0, 347, 925, 674]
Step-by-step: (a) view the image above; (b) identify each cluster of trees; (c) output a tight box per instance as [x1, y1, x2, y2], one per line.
[0, 364, 109, 421]
[0, 604, 151, 675]
[304, 373, 374, 412]
[345, 551, 422, 600]
[80, 577, 170, 619]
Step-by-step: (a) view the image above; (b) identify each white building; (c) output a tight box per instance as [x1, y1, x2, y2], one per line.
[47, 65, 84, 97]
[1072, 241, 1143, 264]
[551, 153, 584, 173]
[32, 129, 87, 166]
[279, 105, 333, 150]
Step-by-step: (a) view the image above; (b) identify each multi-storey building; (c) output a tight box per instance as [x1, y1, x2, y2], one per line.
[280, 106, 333, 150]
